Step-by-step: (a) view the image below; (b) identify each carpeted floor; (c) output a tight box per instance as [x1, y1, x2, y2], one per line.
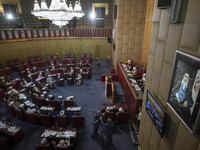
[0, 59, 138, 150]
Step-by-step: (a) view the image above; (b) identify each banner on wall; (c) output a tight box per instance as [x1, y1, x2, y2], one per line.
[32, 29, 37, 38]
[44, 29, 49, 38]
[55, 29, 59, 37]
[0, 30, 6, 40]
[50, 29, 54, 37]
[27, 29, 32, 38]
[66, 29, 70, 37]
[60, 28, 64, 37]
[14, 30, 19, 39]
[38, 29, 43, 38]
[20, 30, 26, 39]
[7, 30, 13, 40]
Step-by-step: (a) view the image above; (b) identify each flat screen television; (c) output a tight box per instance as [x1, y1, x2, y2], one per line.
[146, 90, 166, 137]
[157, 0, 171, 9]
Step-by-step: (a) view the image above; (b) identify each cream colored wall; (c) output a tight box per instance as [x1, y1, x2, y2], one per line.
[112, 0, 147, 66]
[139, 0, 200, 150]
[0, 38, 112, 64]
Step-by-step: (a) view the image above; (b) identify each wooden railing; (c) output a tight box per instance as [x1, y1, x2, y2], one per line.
[0, 28, 112, 41]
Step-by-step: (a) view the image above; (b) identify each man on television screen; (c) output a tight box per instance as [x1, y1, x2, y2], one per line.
[175, 73, 190, 106]
[171, 73, 194, 125]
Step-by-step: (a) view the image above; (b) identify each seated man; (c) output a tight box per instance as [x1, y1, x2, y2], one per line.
[101, 118, 115, 147]
[32, 84, 42, 95]
[127, 59, 134, 71]
[57, 73, 64, 86]
[0, 76, 8, 88]
[67, 73, 74, 86]
[57, 139, 69, 147]
[58, 63, 63, 69]
[44, 69, 51, 78]
[118, 107, 124, 112]
[41, 138, 48, 145]
[37, 72, 44, 80]
[26, 68, 32, 75]
[8, 86, 20, 100]
[69, 67, 75, 77]
[35, 80, 45, 89]
[46, 75, 55, 89]
[137, 73, 146, 92]
[76, 72, 82, 85]
[132, 66, 145, 80]
[50, 64, 55, 70]
[32, 67, 37, 73]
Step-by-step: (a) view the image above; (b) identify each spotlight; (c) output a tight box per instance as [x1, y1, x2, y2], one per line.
[90, 13, 96, 20]
[6, 14, 14, 20]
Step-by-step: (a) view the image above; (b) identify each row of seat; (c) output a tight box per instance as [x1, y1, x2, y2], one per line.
[5, 99, 84, 128]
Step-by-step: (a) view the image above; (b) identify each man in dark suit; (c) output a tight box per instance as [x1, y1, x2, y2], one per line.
[57, 73, 64, 86]
[101, 118, 114, 147]
[91, 110, 101, 139]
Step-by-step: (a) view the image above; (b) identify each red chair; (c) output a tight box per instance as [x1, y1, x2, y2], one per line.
[36, 145, 51, 150]
[0, 89, 5, 101]
[64, 100, 75, 109]
[26, 113, 38, 125]
[110, 68, 115, 75]
[40, 114, 53, 128]
[116, 112, 129, 124]
[48, 100, 61, 110]
[56, 115, 69, 128]
[72, 116, 84, 128]
[101, 75, 106, 82]
[13, 127, 24, 143]
[63, 59, 68, 65]
[14, 108, 26, 121]
[19, 66, 25, 72]
[35, 98, 44, 107]
[0, 136, 9, 150]
[8, 106, 16, 117]
[104, 112, 115, 122]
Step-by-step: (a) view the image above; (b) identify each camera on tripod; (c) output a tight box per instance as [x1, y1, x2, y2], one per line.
[94, 61, 103, 75]
[97, 61, 101, 66]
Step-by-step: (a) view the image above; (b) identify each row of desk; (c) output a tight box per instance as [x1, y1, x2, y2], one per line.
[117, 62, 143, 123]
[0, 119, 24, 143]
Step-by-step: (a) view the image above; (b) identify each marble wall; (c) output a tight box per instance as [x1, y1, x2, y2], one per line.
[139, 0, 200, 150]
[112, 0, 147, 66]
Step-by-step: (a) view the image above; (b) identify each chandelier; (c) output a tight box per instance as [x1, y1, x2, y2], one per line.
[32, 0, 85, 27]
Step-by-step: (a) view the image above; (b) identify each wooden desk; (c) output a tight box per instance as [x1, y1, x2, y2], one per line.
[0, 120, 24, 143]
[0, 67, 12, 77]
[41, 128, 77, 139]
[40, 128, 77, 147]
[102, 103, 128, 113]
[117, 62, 143, 123]
[66, 107, 81, 112]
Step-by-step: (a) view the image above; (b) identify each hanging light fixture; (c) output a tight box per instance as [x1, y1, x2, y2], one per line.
[32, 0, 85, 27]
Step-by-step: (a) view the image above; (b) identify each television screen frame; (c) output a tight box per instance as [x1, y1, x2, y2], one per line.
[167, 51, 200, 133]
[157, 0, 171, 9]
[145, 90, 166, 137]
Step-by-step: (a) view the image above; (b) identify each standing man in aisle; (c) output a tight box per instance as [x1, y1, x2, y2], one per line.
[101, 118, 115, 147]
[92, 110, 101, 139]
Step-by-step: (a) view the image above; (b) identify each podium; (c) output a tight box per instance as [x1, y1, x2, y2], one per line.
[105, 76, 114, 104]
